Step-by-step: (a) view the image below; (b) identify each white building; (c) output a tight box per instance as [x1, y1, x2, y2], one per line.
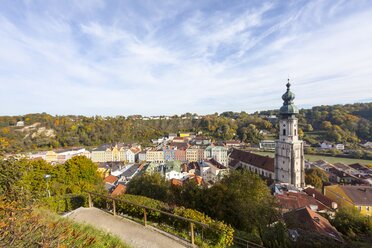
[165, 170, 189, 181]
[274, 82, 305, 188]
[204, 146, 228, 166]
[320, 141, 333, 149]
[199, 160, 228, 183]
[126, 147, 141, 163]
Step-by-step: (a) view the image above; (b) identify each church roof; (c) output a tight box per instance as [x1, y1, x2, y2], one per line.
[229, 148, 274, 172]
[280, 80, 299, 116]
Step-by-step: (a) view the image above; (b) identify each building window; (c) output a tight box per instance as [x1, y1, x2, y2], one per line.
[294, 129, 297, 136]
[283, 129, 286, 136]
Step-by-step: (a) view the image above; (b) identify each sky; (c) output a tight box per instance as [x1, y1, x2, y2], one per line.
[0, 0, 372, 116]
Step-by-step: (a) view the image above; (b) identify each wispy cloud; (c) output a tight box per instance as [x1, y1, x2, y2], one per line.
[0, 0, 371, 116]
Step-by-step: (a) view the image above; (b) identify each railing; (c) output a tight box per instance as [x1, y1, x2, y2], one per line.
[86, 191, 264, 247]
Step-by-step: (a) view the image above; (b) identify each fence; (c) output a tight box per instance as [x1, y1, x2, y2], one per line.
[86, 191, 264, 247]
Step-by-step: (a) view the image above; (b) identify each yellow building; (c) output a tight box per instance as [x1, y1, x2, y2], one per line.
[146, 150, 164, 163]
[91, 144, 127, 162]
[179, 132, 191, 138]
[324, 185, 372, 216]
[186, 148, 204, 162]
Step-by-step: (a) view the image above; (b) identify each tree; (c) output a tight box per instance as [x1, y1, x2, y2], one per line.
[126, 173, 170, 202]
[331, 207, 372, 238]
[305, 168, 329, 189]
[240, 124, 263, 144]
[60, 156, 103, 194]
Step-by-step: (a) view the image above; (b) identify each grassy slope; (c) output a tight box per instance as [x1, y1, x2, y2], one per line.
[0, 205, 131, 248]
[253, 151, 372, 165]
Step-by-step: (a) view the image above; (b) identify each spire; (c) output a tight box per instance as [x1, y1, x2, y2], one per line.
[286, 78, 291, 90]
[279, 79, 299, 116]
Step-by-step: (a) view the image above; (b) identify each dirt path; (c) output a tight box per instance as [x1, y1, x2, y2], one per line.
[66, 207, 188, 248]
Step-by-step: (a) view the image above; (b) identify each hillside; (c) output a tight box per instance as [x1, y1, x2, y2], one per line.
[0, 200, 129, 248]
[0, 102, 371, 154]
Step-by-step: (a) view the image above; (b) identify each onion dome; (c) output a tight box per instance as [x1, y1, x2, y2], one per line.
[279, 79, 299, 116]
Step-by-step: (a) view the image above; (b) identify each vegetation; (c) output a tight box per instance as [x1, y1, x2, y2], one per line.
[0, 156, 235, 247]
[127, 171, 282, 246]
[98, 193, 235, 247]
[305, 168, 329, 189]
[1, 102, 371, 156]
[0, 155, 128, 247]
[0, 198, 129, 248]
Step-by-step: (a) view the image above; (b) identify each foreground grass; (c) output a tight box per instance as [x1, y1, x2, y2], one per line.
[0, 202, 131, 248]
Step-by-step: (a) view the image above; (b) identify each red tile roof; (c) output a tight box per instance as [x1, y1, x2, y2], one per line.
[284, 207, 343, 242]
[170, 178, 183, 186]
[104, 175, 118, 184]
[303, 187, 335, 209]
[111, 184, 126, 197]
[229, 148, 274, 172]
[276, 192, 329, 211]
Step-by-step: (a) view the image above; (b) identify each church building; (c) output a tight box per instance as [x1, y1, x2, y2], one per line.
[275, 81, 305, 188]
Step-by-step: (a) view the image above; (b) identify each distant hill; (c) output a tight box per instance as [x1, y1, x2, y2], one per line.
[0, 102, 371, 153]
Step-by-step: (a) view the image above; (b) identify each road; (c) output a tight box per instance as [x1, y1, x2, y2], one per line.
[66, 207, 188, 248]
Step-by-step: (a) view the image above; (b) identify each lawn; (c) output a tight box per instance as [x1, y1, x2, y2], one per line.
[253, 151, 372, 166]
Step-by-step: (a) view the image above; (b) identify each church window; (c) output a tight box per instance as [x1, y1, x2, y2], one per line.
[294, 129, 297, 135]
[283, 129, 286, 135]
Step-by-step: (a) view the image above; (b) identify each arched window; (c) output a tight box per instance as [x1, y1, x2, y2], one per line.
[283, 129, 286, 136]
[294, 129, 297, 136]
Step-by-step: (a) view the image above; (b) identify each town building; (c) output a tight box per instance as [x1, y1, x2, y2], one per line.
[163, 146, 176, 161]
[224, 140, 241, 148]
[186, 147, 204, 162]
[275, 81, 305, 188]
[204, 146, 228, 166]
[259, 140, 276, 150]
[146, 149, 165, 163]
[199, 159, 228, 184]
[229, 148, 274, 179]
[126, 147, 141, 163]
[91, 143, 127, 163]
[174, 149, 187, 162]
[324, 185, 372, 216]
[138, 151, 147, 162]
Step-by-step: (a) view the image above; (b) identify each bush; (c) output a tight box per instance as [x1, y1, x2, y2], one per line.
[173, 206, 234, 247]
[331, 207, 372, 238]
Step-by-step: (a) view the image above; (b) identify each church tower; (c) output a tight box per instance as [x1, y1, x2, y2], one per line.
[275, 80, 305, 188]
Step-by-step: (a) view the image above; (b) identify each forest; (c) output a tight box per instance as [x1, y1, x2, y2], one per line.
[0, 102, 371, 154]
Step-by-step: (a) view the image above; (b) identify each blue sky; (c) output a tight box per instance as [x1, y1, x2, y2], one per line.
[0, 0, 372, 116]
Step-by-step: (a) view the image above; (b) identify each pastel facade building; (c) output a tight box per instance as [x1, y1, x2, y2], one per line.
[146, 150, 165, 163]
[186, 147, 205, 162]
[324, 185, 372, 216]
[91, 144, 128, 163]
[204, 146, 228, 166]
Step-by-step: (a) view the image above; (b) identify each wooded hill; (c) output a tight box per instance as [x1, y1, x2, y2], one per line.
[0, 102, 371, 154]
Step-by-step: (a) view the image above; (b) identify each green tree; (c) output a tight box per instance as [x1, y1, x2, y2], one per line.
[305, 168, 329, 189]
[126, 173, 170, 202]
[331, 207, 372, 238]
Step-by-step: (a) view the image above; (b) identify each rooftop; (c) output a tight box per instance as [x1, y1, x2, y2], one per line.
[283, 207, 343, 242]
[229, 148, 274, 172]
[340, 185, 372, 205]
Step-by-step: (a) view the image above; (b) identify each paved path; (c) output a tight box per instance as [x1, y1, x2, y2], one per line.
[66, 207, 188, 248]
